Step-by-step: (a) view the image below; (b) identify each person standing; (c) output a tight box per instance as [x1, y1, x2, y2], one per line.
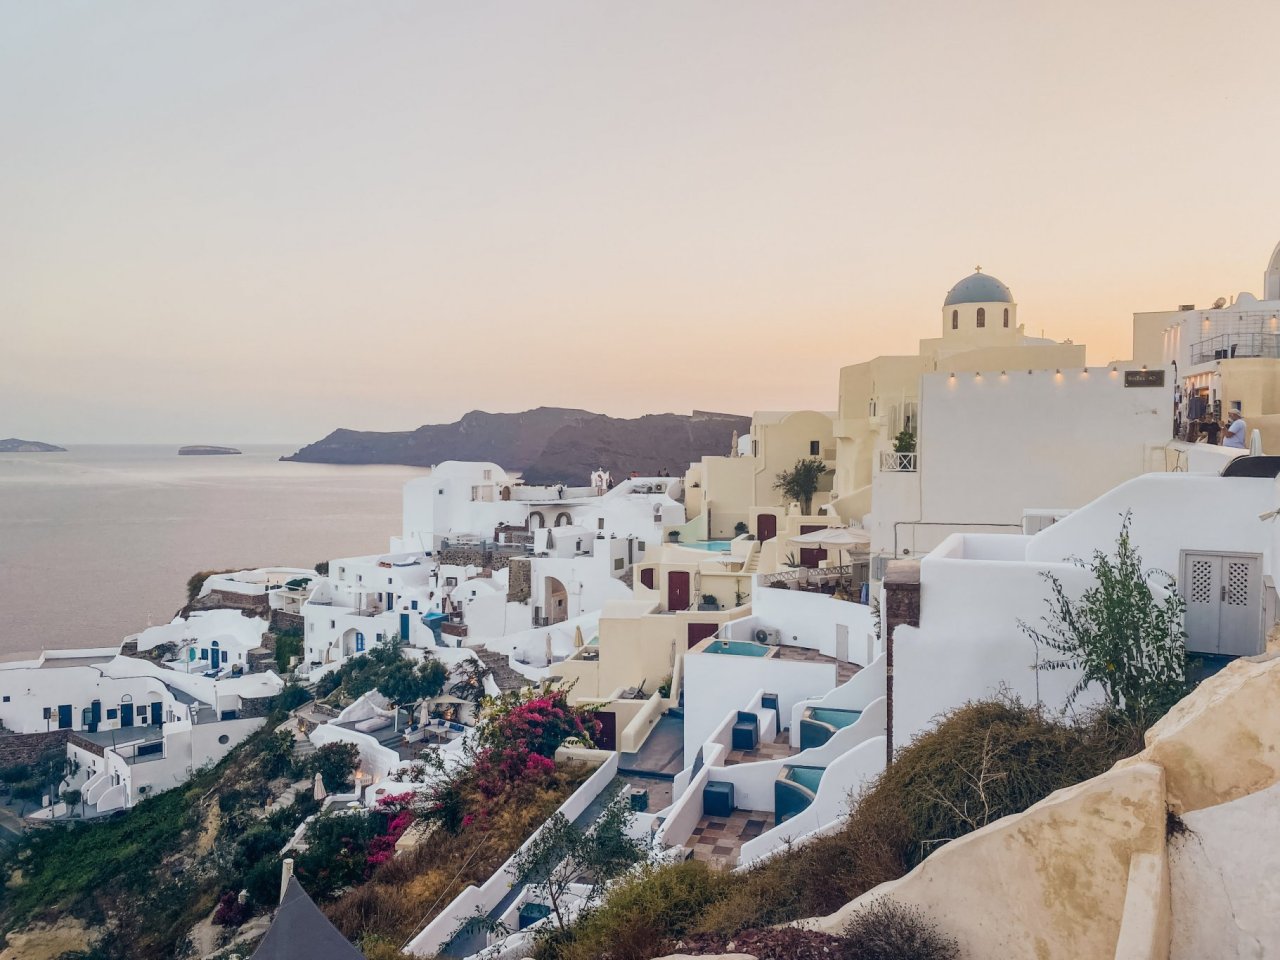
[1223, 410, 1248, 449]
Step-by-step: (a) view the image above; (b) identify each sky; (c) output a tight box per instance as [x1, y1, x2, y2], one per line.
[3, 1, 1279, 445]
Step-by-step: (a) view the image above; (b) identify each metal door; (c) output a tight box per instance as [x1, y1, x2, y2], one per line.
[57, 704, 72, 729]
[1181, 552, 1263, 656]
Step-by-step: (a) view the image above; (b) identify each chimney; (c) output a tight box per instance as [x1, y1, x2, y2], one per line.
[279, 857, 294, 905]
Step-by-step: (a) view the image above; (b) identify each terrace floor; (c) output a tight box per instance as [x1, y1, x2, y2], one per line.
[774, 645, 860, 684]
[724, 730, 795, 766]
[688, 809, 774, 868]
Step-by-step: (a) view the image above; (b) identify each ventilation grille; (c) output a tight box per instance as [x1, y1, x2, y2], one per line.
[1190, 559, 1214, 604]
[1226, 560, 1252, 606]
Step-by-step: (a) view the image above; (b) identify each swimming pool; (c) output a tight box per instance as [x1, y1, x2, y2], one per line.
[680, 540, 734, 552]
[776, 764, 826, 822]
[807, 708, 862, 728]
[800, 706, 863, 749]
[785, 766, 826, 793]
[703, 640, 773, 657]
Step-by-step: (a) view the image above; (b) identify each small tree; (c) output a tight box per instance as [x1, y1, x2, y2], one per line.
[311, 741, 360, 792]
[773, 457, 829, 514]
[378, 656, 447, 728]
[893, 430, 916, 454]
[510, 795, 646, 931]
[1021, 514, 1187, 726]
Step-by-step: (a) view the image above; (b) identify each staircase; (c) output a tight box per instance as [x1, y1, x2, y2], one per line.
[742, 543, 761, 575]
[292, 736, 317, 762]
[471, 647, 530, 694]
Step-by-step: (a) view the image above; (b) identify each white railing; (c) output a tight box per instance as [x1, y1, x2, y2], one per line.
[879, 451, 917, 472]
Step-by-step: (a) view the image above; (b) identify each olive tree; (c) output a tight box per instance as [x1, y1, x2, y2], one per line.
[773, 457, 830, 514]
[1021, 514, 1188, 726]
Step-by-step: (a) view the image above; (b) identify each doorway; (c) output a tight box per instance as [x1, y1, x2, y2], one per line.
[1181, 552, 1263, 656]
[667, 571, 690, 611]
[757, 514, 777, 542]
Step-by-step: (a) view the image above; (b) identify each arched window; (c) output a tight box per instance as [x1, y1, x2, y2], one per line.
[1003, 308, 1009, 328]
[976, 308, 986, 328]
[951, 309, 958, 330]
[529, 511, 545, 528]
[554, 512, 572, 527]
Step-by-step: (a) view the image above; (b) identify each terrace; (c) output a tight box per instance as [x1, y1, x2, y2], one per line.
[687, 809, 775, 867]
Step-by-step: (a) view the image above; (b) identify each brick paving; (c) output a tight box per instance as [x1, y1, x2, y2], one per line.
[774, 645, 860, 683]
[724, 730, 795, 766]
[688, 809, 774, 867]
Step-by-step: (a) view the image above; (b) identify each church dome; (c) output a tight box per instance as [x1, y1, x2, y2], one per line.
[943, 270, 1014, 307]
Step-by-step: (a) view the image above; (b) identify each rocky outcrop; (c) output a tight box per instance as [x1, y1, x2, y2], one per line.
[0, 438, 65, 453]
[177, 445, 241, 455]
[282, 408, 749, 483]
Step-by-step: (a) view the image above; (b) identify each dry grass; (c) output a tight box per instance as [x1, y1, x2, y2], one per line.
[325, 761, 594, 949]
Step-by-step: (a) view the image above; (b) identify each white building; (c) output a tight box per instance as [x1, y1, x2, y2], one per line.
[134, 608, 269, 676]
[0, 650, 282, 815]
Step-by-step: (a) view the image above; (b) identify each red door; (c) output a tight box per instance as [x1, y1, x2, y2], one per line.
[687, 622, 719, 649]
[799, 524, 828, 568]
[640, 567, 655, 590]
[757, 514, 777, 542]
[590, 710, 617, 751]
[668, 571, 690, 611]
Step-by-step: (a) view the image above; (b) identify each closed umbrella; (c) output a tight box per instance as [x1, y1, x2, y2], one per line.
[573, 625, 585, 649]
[1250, 428, 1264, 456]
[545, 632, 554, 665]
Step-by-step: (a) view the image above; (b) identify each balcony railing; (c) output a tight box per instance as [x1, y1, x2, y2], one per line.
[1190, 332, 1280, 365]
[879, 451, 917, 473]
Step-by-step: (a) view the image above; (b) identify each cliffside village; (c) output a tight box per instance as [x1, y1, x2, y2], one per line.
[4, 245, 1280, 959]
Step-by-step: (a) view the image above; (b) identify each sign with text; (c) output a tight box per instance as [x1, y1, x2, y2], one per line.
[1124, 370, 1165, 388]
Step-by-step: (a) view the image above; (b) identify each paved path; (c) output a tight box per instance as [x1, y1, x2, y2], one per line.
[619, 714, 684, 779]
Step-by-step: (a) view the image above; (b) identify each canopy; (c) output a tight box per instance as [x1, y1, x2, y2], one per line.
[788, 527, 871, 549]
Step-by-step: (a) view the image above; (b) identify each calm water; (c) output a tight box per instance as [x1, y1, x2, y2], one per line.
[0, 446, 427, 655]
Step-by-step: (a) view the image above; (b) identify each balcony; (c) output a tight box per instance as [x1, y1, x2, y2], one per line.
[879, 451, 917, 472]
[1190, 332, 1280, 365]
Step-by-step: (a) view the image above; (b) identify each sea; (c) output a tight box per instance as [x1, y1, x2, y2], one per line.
[0, 445, 428, 656]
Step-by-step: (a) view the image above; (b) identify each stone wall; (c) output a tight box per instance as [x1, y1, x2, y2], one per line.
[437, 546, 517, 572]
[67, 732, 105, 758]
[507, 558, 532, 603]
[238, 696, 275, 719]
[0, 730, 72, 768]
[270, 610, 305, 634]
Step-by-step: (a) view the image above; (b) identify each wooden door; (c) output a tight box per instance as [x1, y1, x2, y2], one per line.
[57, 704, 72, 729]
[757, 514, 777, 542]
[668, 571, 690, 611]
[687, 622, 719, 649]
[591, 710, 617, 751]
[799, 524, 827, 568]
[120, 702, 134, 728]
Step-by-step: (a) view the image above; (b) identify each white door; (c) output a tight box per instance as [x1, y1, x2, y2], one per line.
[1181, 552, 1263, 656]
[835, 623, 849, 664]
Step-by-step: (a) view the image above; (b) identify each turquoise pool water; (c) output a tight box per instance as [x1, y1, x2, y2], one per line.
[785, 766, 826, 793]
[680, 540, 734, 552]
[704, 640, 772, 657]
[807, 708, 862, 728]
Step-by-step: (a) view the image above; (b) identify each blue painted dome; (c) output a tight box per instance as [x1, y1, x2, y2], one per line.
[943, 271, 1013, 306]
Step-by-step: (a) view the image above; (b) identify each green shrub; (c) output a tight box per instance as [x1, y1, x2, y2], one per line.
[273, 630, 304, 674]
[534, 860, 730, 960]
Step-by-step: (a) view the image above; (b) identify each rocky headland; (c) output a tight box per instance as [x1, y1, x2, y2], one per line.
[0, 438, 66, 453]
[282, 407, 749, 483]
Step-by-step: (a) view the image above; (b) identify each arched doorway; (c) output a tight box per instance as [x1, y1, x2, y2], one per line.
[554, 512, 572, 527]
[529, 511, 546, 528]
[545, 577, 569, 625]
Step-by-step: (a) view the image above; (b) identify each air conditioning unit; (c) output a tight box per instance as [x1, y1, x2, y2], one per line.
[754, 629, 782, 645]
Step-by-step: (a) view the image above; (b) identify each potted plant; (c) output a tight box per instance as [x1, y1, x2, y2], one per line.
[893, 430, 916, 454]
[698, 593, 719, 611]
[734, 521, 749, 537]
[667, 530, 681, 543]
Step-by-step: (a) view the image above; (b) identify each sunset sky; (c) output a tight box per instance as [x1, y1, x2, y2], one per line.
[4, 1, 1279, 444]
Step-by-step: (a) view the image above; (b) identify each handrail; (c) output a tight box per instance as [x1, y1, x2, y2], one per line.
[879, 451, 917, 473]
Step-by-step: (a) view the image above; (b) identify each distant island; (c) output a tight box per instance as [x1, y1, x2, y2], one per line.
[283, 407, 750, 483]
[0, 438, 66, 453]
[178, 445, 242, 456]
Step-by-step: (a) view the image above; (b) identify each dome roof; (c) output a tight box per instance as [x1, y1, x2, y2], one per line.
[943, 270, 1014, 307]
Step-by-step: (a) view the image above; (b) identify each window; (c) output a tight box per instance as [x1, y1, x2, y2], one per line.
[200, 649, 209, 660]
[107, 708, 118, 720]
[1, 696, 8, 703]
[482, 469, 492, 480]
[809, 440, 820, 456]
[976, 308, 986, 328]
[951, 309, 958, 329]
[411, 600, 418, 611]
[218, 734, 230, 745]
[597, 517, 605, 530]
[1003, 308, 1009, 328]
[614, 558, 624, 571]
[330, 619, 335, 629]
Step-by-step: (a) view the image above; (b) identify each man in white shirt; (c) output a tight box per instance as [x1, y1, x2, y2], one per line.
[1223, 410, 1248, 448]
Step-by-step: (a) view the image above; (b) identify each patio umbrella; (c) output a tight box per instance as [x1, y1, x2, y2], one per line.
[573, 625, 585, 648]
[1250, 428, 1264, 456]
[788, 526, 872, 591]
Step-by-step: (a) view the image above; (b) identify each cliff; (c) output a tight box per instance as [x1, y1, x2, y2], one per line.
[0, 438, 66, 453]
[282, 407, 749, 483]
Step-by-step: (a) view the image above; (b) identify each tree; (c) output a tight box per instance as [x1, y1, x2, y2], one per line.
[378, 656, 447, 729]
[1020, 514, 1188, 726]
[773, 457, 830, 514]
[510, 795, 646, 932]
[311, 742, 360, 792]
